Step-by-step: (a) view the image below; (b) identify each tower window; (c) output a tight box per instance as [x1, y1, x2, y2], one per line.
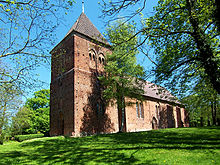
[99, 57, 101, 64]
[102, 58, 105, 64]
[89, 53, 92, 60]
[93, 54, 95, 61]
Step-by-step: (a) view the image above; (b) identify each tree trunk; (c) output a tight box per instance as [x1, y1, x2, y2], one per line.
[211, 101, 217, 126]
[214, 0, 220, 32]
[0, 117, 4, 145]
[207, 118, 211, 126]
[217, 118, 220, 126]
[0, 102, 7, 145]
[0, 126, 3, 145]
[118, 96, 126, 132]
[186, 0, 220, 94]
[117, 82, 126, 133]
[117, 83, 123, 133]
[121, 97, 126, 132]
[200, 117, 203, 127]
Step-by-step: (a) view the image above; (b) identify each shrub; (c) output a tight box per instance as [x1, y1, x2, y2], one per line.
[14, 134, 44, 142]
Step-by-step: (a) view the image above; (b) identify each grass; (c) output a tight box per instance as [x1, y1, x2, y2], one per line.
[0, 127, 220, 165]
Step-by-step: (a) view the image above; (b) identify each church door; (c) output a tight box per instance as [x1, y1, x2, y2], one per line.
[152, 117, 158, 129]
[59, 111, 64, 135]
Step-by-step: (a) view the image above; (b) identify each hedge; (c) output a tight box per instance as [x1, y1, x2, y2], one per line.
[14, 134, 44, 142]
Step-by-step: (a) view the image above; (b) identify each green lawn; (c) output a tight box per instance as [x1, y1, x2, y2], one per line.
[0, 127, 220, 165]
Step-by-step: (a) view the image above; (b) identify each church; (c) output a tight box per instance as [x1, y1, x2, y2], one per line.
[49, 11, 189, 137]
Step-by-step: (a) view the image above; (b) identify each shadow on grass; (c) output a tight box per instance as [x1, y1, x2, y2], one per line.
[0, 137, 157, 165]
[106, 127, 220, 147]
[0, 127, 219, 164]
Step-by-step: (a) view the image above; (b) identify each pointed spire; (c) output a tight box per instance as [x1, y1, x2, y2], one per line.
[64, 12, 109, 45]
[82, 0, 84, 13]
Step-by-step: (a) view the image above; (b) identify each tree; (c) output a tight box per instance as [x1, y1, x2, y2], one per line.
[182, 85, 220, 127]
[0, 83, 21, 144]
[0, 0, 75, 90]
[191, 79, 219, 126]
[25, 89, 50, 135]
[101, 0, 220, 96]
[11, 89, 50, 135]
[99, 21, 145, 132]
[11, 106, 33, 136]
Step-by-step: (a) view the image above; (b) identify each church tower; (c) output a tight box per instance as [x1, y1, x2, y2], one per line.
[50, 12, 118, 136]
[50, 7, 189, 137]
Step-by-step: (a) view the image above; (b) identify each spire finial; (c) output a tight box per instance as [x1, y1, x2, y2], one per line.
[82, 0, 84, 13]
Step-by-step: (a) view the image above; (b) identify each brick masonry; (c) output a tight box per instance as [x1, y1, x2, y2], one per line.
[50, 16, 189, 136]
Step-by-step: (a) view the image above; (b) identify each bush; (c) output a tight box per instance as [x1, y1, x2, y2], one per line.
[14, 134, 44, 142]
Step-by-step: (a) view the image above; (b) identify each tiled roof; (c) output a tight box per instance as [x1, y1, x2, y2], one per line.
[65, 12, 108, 44]
[143, 81, 181, 104]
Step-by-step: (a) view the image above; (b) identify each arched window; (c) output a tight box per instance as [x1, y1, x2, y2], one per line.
[93, 54, 95, 61]
[102, 58, 105, 64]
[98, 53, 105, 65]
[89, 49, 96, 62]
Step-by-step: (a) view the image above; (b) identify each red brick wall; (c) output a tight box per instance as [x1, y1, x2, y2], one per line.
[50, 33, 189, 137]
[125, 98, 189, 132]
[73, 34, 117, 136]
[50, 36, 74, 136]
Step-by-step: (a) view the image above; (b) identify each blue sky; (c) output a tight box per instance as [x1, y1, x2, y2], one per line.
[37, 0, 158, 91]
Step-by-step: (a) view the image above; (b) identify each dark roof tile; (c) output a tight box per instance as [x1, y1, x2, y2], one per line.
[65, 12, 108, 44]
[143, 81, 181, 104]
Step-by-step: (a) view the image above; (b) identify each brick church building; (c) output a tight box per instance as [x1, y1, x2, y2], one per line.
[50, 12, 189, 137]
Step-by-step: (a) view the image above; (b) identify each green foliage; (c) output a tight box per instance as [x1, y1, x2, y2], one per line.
[14, 134, 44, 142]
[0, 127, 220, 164]
[0, 81, 22, 145]
[25, 89, 50, 135]
[101, 0, 220, 95]
[144, 0, 220, 95]
[99, 21, 145, 131]
[11, 89, 50, 136]
[182, 80, 220, 126]
[0, 0, 76, 91]
[11, 107, 33, 136]
[30, 107, 50, 135]
[25, 89, 50, 111]
[100, 21, 145, 104]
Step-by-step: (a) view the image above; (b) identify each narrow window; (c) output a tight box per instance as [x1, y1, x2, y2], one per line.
[89, 53, 92, 60]
[139, 103, 142, 118]
[97, 103, 99, 115]
[141, 103, 144, 118]
[97, 102, 105, 116]
[100, 104, 105, 115]
[136, 102, 139, 118]
[102, 58, 105, 64]
[136, 102, 144, 118]
[93, 54, 95, 61]
[158, 105, 160, 113]
[99, 57, 101, 64]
